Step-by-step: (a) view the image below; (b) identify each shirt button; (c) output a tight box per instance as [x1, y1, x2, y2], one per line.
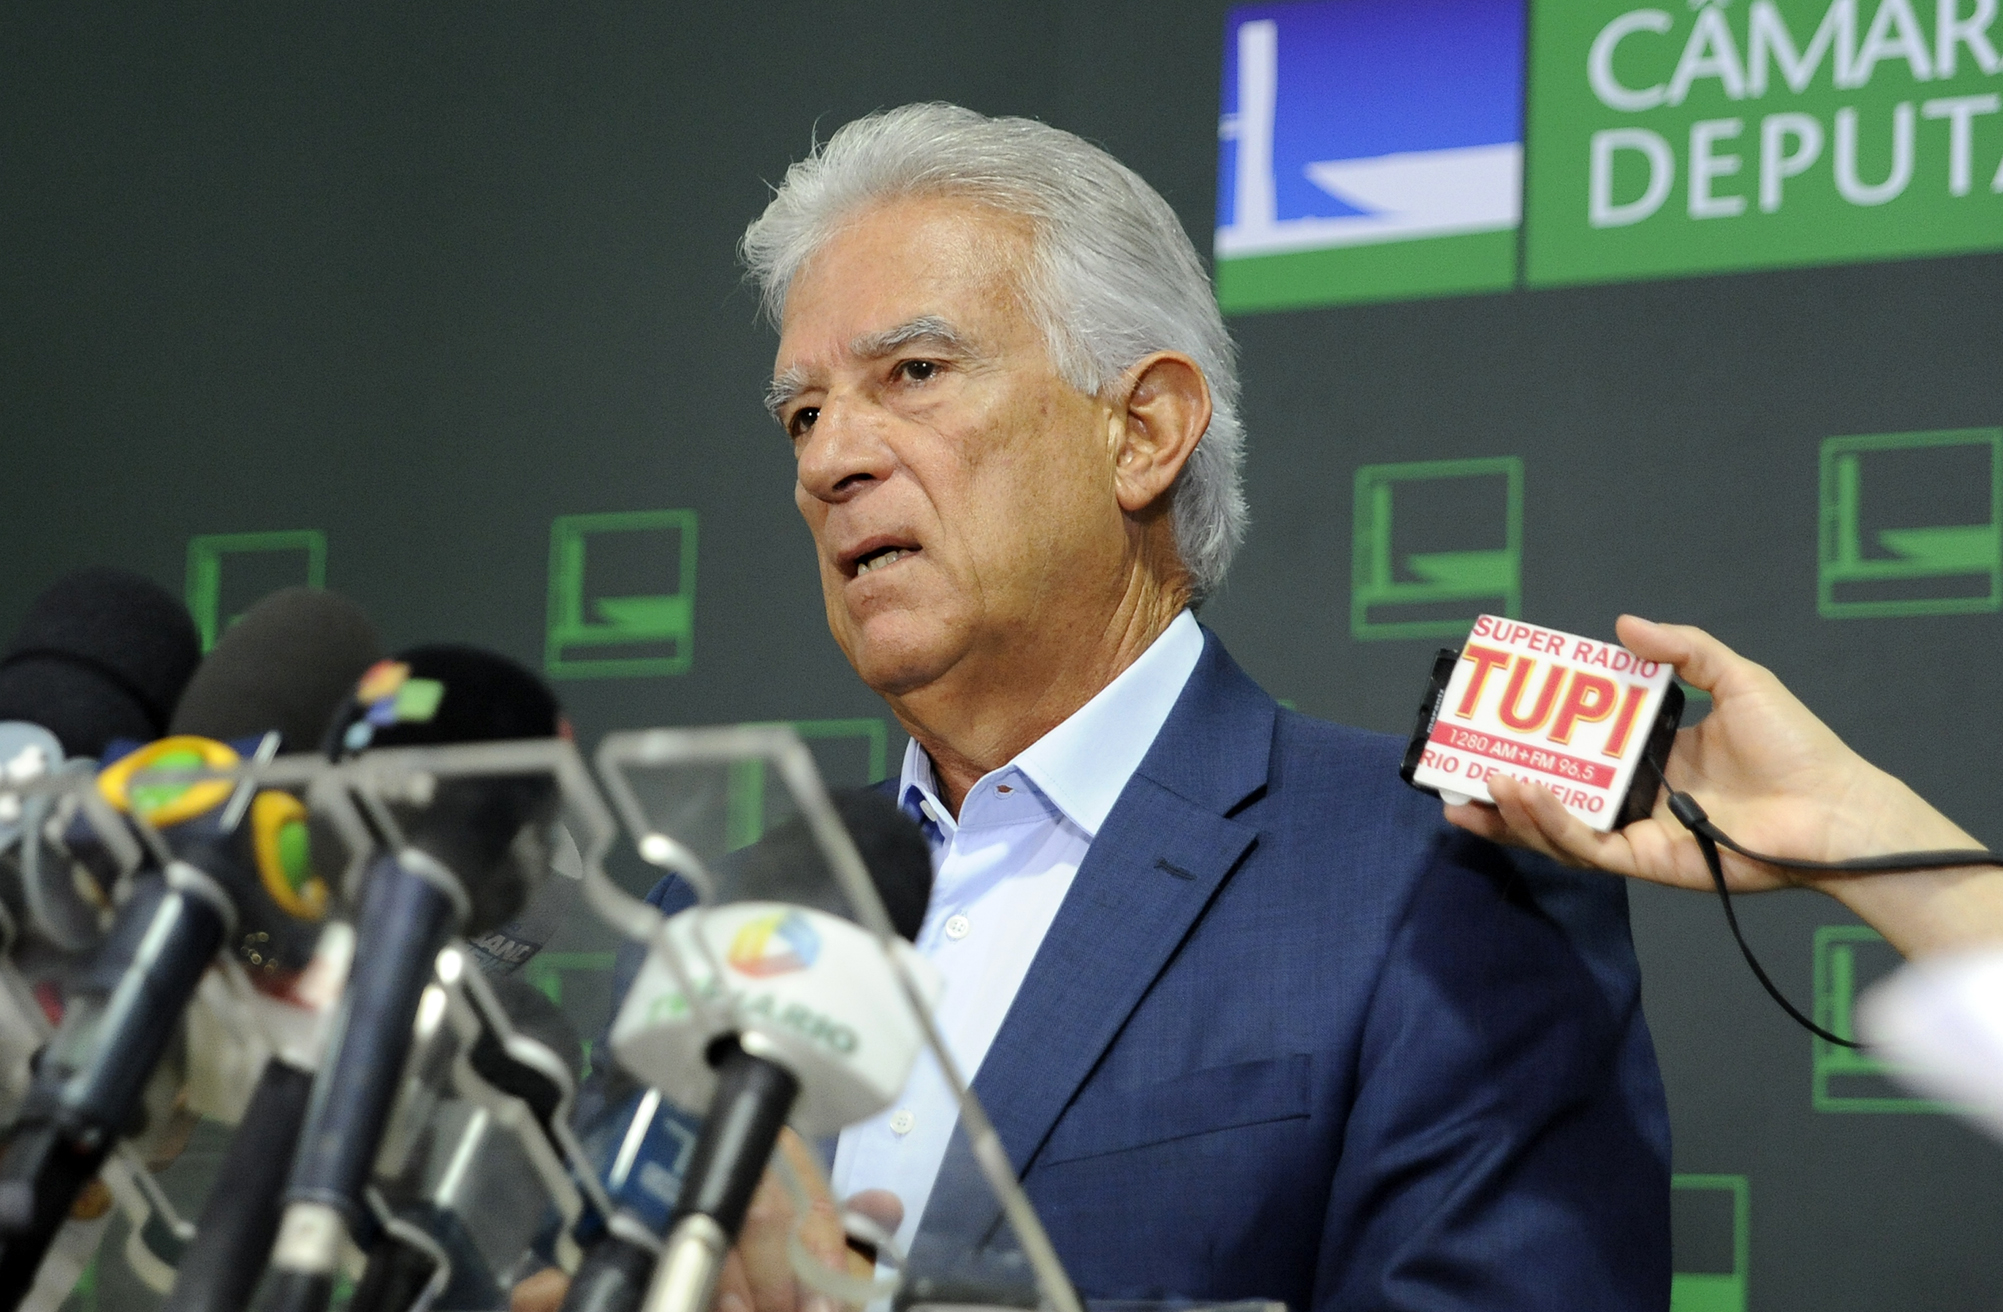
[944, 914, 971, 941]
[889, 1109, 916, 1135]
[996, 783, 1012, 794]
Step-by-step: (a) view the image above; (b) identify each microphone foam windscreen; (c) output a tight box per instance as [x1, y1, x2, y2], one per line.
[0, 566, 203, 757]
[829, 787, 933, 942]
[727, 787, 933, 941]
[331, 646, 564, 934]
[169, 588, 382, 752]
[329, 645, 559, 755]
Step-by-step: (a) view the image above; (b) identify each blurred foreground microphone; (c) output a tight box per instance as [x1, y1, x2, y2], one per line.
[0, 589, 376, 1309]
[158, 926, 356, 1312]
[168, 588, 382, 982]
[261, 648, 561, 1312]
[348, 970, 588, 1312]
[0, 569, 205, 1312]
[151, 590, 380, 1312]
[0, 567, 201, 760]
[0, 567, 203, 959]
[169, 587, 381, 758]
[571, 790, 934, 1312]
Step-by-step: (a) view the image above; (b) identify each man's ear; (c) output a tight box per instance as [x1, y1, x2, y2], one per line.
[1111, 352, 1212, 516]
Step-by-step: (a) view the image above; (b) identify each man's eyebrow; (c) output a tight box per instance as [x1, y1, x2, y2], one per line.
[849, 315, 978, 361]
[765, 366, 807, 423]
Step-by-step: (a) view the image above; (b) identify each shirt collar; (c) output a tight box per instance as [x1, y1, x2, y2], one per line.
[896, 610, 1205, 842]
[899, 749, 953, 846]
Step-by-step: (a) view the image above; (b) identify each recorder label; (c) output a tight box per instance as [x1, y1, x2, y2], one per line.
[1408, 613, 1674, 829]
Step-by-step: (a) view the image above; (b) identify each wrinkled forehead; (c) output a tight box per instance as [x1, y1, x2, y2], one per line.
[772, 197, 1041, 371]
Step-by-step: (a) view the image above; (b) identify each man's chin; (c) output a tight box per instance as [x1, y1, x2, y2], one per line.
[837, 617, 963, 699]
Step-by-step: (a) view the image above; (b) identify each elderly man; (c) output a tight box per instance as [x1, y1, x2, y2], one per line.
[599, 103, 1671, 1312]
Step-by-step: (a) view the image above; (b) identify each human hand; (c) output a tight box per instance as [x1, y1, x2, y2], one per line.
[713, 1129, 883, 1312]
[507, 1136, 897, 1312]
[1445, 616, 2001, 955]
[510, 1266, 569, 1312]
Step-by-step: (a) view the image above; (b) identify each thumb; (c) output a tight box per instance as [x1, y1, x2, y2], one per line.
[1615, 615, 1741, 697]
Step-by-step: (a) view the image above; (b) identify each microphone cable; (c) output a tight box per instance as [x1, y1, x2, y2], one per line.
[1664, 789, 2003, 1049]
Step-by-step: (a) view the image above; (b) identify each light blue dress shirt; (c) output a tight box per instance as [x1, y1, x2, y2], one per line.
[828, 610, 1206, 1256]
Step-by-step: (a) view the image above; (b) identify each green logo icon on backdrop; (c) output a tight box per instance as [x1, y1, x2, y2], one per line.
[1813, 925, 1952, 1111]
[725, 719, 891, 850]
[185, 531, 327, 652]
[1526, 1, 2003, 288]
[1818, 428, 2001, 617]
[1352, 457, 1523, 639]
[546, 510, 698, 679]
[1671, 1174, 1749, 1312]
[1214, 1, 1527, 311]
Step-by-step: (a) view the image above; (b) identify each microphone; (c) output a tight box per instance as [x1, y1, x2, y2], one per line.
[349, 968, 589, 1312]
[262, 647, 562, 1312]
[581, 789, 934, 1312]
[0, 567, 203, 1106]
[555, 1082, 702, 1312]
[34, 585, 379, 980]
[0, 726, 76, 1134]
[159, 923, 357, 1312]
[0, 717, 96, 988]
[0, 567, 202, 761]
[0, 589, 376, 1310]
[0, 572, 277, 1312]
[566, 1080, 704, 1276]
[165, 588, 380, 980]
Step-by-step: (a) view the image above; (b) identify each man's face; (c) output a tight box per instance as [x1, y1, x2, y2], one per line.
[771, 196, 1127, 698]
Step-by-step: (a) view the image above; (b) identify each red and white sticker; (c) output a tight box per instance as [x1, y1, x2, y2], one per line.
[1410, 615, 1674, 832]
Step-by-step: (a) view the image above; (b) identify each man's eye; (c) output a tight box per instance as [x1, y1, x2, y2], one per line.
[897, 360, 938, 383]
[788, 407, 819, 438]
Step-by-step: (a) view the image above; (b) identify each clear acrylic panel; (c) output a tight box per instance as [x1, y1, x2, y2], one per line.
[112, 742, 620, 1309]
[591, 725, 1083, 1312]
[0, 736, 1279, 1312]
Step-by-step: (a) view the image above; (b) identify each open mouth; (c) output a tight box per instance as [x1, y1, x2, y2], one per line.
[853, 545, 917, 577]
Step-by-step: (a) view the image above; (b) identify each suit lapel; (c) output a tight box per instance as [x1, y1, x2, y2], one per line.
[968, 629, 1274, 1174]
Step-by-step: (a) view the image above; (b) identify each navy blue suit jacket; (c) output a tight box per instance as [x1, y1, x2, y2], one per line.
[906, 629, 1670, 1310]
[625, 629, 1671, 1309]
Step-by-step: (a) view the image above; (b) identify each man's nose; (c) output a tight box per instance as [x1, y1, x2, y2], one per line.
[795, 393, 893, 502]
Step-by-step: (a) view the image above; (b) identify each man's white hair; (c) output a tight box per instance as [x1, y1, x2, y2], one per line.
[740, 102, 1248, 603]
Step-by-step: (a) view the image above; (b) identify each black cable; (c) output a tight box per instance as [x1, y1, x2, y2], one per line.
[1663, 790, 2003, 1049]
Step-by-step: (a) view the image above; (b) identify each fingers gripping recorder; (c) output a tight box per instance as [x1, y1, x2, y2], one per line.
[603, 793, 936, 1312]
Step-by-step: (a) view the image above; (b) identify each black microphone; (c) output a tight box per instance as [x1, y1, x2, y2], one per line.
[159, 922, 366, 1312]
[0, 566, 203, 960]
[0, 589, 376, 1311]
[0, 567, 202, 760]
[0, 568, 203, 1124]
[261, 648, 561, 1312]
[349, 971, 587, 1312]
[571, 789, 932, 1312]
[158, 1060, 315, 1312]
[556, 1082, 701, 1312]
[156, 588, 384, 1312]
